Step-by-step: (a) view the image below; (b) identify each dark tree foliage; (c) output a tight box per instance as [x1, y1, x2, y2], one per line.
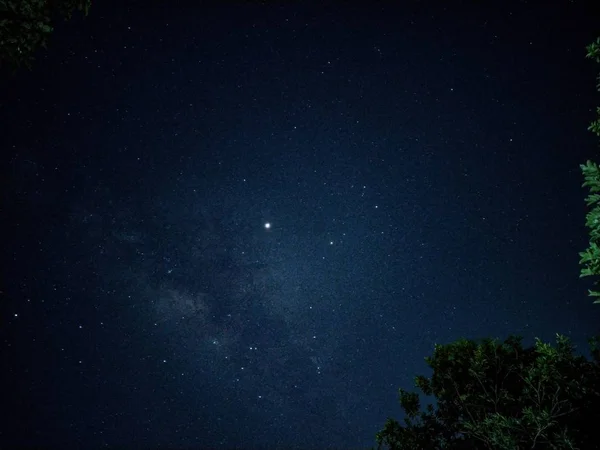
[376, 334, 600, 449]
[580, 37, 600, 303]
[0, 0, 91, 72]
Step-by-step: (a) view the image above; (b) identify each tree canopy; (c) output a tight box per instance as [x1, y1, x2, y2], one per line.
[0, 0, 91, 72]
[580, 37, 600, 304]
[376, 334, 600, 449]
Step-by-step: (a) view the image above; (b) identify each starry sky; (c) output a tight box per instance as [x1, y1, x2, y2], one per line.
[2, 1, 600, 449]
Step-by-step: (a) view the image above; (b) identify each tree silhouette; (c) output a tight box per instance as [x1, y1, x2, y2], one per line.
[580, 37, 600, 304]
[0, 0, 91, 72]
[375, 334, 600, 449]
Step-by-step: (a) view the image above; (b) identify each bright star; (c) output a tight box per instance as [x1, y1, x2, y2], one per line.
[264, 222, 271, 229]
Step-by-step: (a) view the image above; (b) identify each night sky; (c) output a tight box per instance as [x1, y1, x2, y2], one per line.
[2, 1, 600, 449]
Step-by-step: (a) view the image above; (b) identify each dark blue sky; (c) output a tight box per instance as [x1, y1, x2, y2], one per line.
[2, 1, 599, 449]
